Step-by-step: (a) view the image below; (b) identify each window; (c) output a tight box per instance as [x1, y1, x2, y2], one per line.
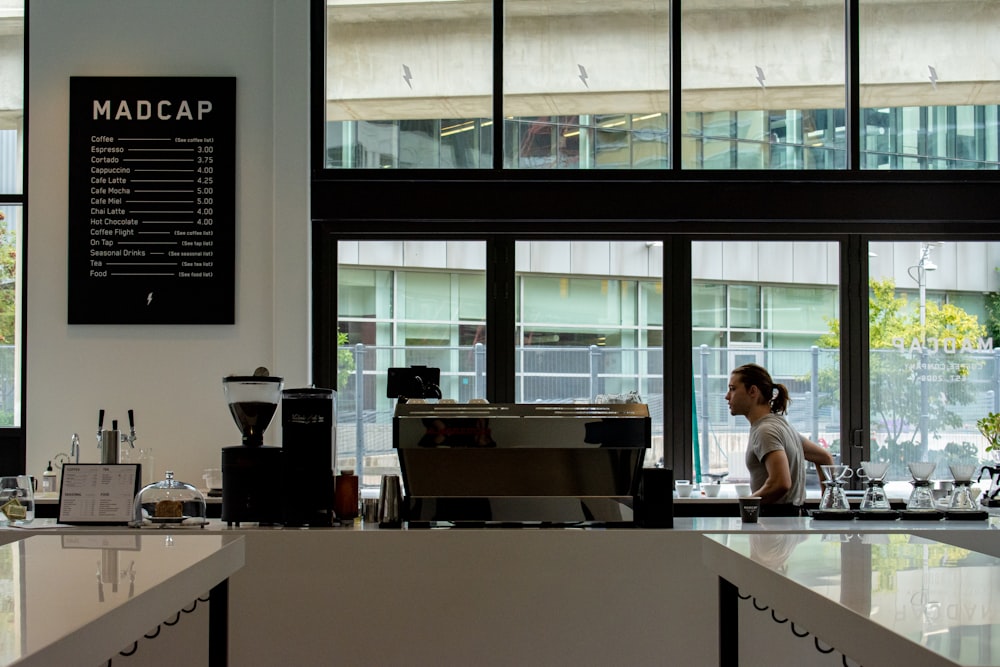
[314, 0, 1000, 489]
[0, 1, 23, 474]
[515, 241, 664, 466]
[337, 241, 487, 483]
[860, 1, 1000, 170]
[692, 242, 841, 483]
[867, 241, 1000, 489]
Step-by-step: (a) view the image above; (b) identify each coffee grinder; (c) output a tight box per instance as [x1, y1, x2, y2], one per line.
[281, 387, 335, 527]
[221, 373, 284, 526]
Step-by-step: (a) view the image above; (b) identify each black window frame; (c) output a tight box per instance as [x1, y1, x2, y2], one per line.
[0, 2, 28, 475]
[309, 0, 1000, 480]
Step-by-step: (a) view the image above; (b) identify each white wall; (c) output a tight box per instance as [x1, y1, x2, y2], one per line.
[26, 0, 311, 485]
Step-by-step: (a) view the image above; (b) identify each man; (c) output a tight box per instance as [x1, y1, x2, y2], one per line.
[726, 363, 833, 506]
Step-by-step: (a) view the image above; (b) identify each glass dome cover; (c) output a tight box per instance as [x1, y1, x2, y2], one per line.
[131, 471, 208, 528]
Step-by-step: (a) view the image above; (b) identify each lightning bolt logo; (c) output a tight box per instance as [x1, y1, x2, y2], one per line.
[754, 66, 766, 90]
[402, 64, 413, 89]
[578, 64, 589, 88]
[146, 292, 153, 306]
[928, 65, 938, 90]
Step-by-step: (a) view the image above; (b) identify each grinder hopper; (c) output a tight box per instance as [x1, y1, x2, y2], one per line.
[223, 374, 283, 446]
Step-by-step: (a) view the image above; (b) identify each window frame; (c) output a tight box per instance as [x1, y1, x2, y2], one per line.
[0, 2, 27, 475]
[310, 0, 1000, 482]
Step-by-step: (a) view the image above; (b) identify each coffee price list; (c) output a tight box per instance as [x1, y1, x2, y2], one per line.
[68, 77, 236, 324]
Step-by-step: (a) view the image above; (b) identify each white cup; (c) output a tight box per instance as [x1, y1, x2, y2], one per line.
[675, 481, 693, 498]
[702, 483, 721, 497]
[734, 483, 751, 497]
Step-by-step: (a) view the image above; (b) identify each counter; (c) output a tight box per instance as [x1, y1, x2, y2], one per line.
[705, 531, 1000, 666]
[8, 515, 999, 666]
[0, 532, 244, 666]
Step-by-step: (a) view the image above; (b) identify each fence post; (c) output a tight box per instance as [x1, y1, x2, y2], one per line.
[700, 345, 710, 478]
[354, 343, 366, 482]
[995, 348, 1000, 413]
[589, 345, 602, 401]
[475, 342, 485, 400]
[811, 346, 820, 441]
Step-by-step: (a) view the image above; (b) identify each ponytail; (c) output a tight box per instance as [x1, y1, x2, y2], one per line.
[732, 363, 792, 415]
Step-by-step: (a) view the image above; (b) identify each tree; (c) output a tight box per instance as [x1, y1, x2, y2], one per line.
[985, 267, 1000, 344]
[337, 330, 355, 390]
[819, 278, 987, 476]
[0, 212, 12, 345]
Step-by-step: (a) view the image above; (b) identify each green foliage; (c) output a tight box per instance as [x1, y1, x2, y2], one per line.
[867, 535, 972, 593]
[0, 218, 14, 345]
[977, 412, 1000, 453]
[820, 278, 987, 474]
[985, 267, 1000, 343]
[337, 330, 355, 391]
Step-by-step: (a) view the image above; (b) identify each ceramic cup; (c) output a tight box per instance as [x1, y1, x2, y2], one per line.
[702, 483, 721, 497]
[734, 483, 752, 497]
[675, 480, 693, 498]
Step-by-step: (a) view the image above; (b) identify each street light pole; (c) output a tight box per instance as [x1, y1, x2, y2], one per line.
[916, 243, 935, 458]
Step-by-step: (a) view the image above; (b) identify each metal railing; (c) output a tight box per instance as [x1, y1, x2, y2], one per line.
[336, 343, 1000, 483]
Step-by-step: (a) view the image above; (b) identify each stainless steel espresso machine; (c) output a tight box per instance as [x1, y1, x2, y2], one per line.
[394, 402, 651, 526]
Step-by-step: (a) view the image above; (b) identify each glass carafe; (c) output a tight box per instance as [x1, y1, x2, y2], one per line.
[905, 461, 937, 511]
[857, 461, 892, 511]
[819, 464, 853, 511]
[947, 463, 978, 511]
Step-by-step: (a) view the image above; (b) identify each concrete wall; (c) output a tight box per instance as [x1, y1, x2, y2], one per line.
[328, 0, 1000, 119]
[26, 0, 310, 486]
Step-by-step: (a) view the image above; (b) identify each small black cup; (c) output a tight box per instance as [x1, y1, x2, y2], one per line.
[739, 496, 761, 523]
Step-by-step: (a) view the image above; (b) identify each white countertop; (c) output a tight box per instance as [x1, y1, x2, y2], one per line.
[0, 533, 244, 666]
[703, 531, 1000, 666]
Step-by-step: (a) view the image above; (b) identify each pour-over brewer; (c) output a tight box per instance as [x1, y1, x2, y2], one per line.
[817, 464, 853, 512]
[900, 461, 944, 520]
[221, 374, 284, 526]
[857, 461, 896, 516]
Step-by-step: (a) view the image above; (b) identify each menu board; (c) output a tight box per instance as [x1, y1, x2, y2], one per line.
[68, 76, 236, 324]
[58, 464, 140, 525]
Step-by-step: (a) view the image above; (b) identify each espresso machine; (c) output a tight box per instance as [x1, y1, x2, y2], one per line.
[221, 373, 284, 526]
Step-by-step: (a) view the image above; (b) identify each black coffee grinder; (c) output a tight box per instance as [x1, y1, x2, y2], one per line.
[281, 387, 335, 527]
[221, 373, 284, 526]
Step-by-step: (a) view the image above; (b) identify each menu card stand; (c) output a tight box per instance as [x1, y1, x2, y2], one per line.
[58, 463, 140, 525]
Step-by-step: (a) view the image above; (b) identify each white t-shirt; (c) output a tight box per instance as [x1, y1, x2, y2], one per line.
[745, 414, 807, 505]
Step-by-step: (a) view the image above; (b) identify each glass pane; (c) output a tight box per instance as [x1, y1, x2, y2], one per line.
[0, 3, 22, 194]
[867, 241, 1000, 494]
[681, 1, 845, 170]
[337, 241, 487, 487]
[515, 241, 663, 466]
[0, 204, 18, 427]
[324, 1, 492, 169]
[860, 1, 1000, 169]
[694, 241, 841, 493]
[503, 0, 670, 169]
[0, 2, 22, 428]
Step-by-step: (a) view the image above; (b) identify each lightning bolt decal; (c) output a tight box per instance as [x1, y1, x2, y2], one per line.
[578, 64, 589, 88]
[928, 65, 938, 90]
[402, 64, 413, 89]
[146, 292, 153, 306]
[754, 66, 766, 90]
